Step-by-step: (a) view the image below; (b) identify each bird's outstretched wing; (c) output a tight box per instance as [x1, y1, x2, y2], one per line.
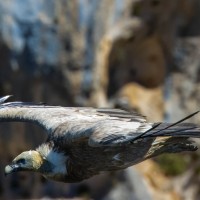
[0, 96, 199, 147]
[0, 96, 148, 139]
[0, 96, 65, 133]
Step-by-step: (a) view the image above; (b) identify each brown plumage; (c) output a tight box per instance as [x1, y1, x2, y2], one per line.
[1, 95, 200, 182]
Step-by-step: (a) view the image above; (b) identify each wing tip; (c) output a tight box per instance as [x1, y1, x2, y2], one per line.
[0, 95, 48, 107]
[0, 95, 13, 104]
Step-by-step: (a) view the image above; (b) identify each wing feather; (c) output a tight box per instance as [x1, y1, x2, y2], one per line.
[0, 96, 76, 133]
[1, 96, 199, 148]
[0, 96, 148, 140]
[96, 108, 146, 122]
[2, 96, 199, 148]
[88, 121, 151, 147]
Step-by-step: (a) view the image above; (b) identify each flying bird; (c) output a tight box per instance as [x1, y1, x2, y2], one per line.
[1, 95, 200, 182]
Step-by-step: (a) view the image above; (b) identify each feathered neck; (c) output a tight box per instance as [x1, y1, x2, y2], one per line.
[38, 159, 53, 174]
[36, 143, 67, 175]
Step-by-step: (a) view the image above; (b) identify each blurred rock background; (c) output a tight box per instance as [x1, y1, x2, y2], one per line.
[0, 0, 200, 199]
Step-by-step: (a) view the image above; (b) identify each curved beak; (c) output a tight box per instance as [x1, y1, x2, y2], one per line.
[4, 164, 21, 176]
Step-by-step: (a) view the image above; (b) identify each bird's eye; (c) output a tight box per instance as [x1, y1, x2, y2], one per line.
[16, 158, 26, 165]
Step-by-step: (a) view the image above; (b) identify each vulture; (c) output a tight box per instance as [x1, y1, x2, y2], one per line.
[1, 95, 200, 183]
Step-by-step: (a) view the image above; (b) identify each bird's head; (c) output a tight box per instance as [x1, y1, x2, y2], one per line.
[5, 150, 45, 176]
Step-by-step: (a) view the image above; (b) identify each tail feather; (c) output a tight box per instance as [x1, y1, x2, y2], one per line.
[141, 111, 200, 139]
[151, 110, 200, 135]
[144, 123, 200, 138]
[133, 111, 200, 142]
[145, 137, 198, 159]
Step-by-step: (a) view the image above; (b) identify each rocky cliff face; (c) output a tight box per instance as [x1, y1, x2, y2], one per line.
[0, 0, 200, 199]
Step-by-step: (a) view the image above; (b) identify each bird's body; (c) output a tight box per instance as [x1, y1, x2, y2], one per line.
[1, 96, 200, 182]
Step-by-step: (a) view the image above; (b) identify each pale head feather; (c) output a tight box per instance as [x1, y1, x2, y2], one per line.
[13, 150, 44, 170]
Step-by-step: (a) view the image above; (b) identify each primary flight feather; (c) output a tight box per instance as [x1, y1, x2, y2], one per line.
[1, 96, 200, 182]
